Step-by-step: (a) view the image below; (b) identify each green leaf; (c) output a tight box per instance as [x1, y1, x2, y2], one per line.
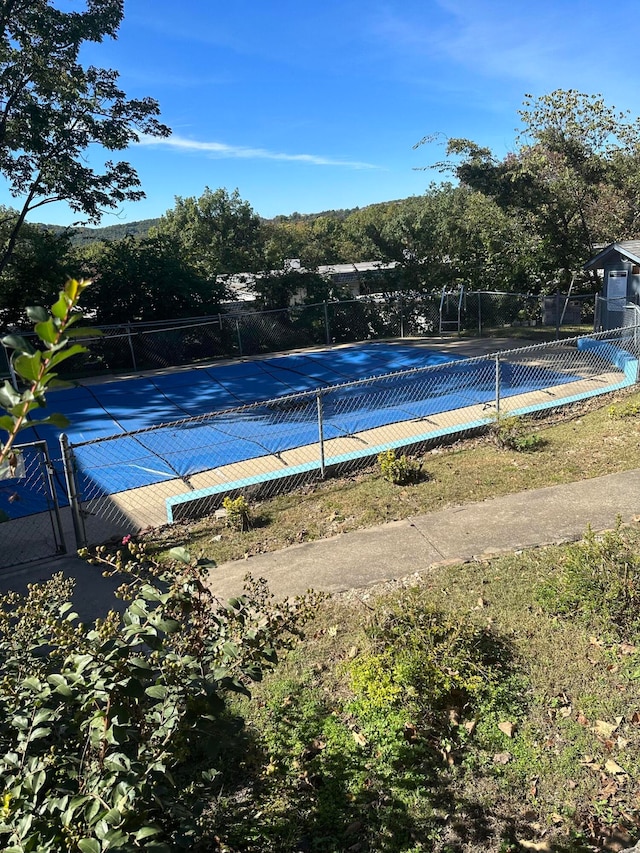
[102, 807, 123, 826]
[47, 674, 73, 696]
[222, 641, 240, 659]
[1, 334, 34, 354]
[50, 295, 69, 320]
[34, 319, 58, 344]
[145, 685, 168, 700]
[14, 351, 42, 382]
[169, 546, 192, 564]
[0, 382, 22, 409]
[26, 306, 49, 323]
[78, 839, 100, 853]
[134, 826, 162, 841]
[45, 344, 87, 368]
[129, 656, 153, 670]
[44, 413, 71, 429]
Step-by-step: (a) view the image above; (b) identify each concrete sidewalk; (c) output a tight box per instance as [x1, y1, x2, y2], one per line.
[2, 467, 640, 620]
[207, 468, 640, 600]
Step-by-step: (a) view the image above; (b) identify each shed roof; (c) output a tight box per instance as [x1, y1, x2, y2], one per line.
[584, 240, 640, 270]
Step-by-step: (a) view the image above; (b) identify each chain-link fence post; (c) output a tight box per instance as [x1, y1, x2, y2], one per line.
[126, 323, 138, 371]
[40, 441, 67, 555]
[478, 291, 483, 337]
[317, 390, 326, 478]
[323, 301, 331, 346]
[399, 293, 405, 338]
[59, 433, 87, 550]
[235, 317, 244, 357]
[495, 354, 501, 414]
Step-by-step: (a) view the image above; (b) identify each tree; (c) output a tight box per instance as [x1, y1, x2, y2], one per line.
[0, 211, 73, 324]
[153, 187, 265, 281]
[421, 90, 640, 286]
[0, 0, 169, 278]
[84, 234, 225, 323]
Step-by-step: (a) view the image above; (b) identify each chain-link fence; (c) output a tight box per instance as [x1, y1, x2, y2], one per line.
[0, 440, 67, 568]
[0, 291, 597, 381]
[59, 325, 638, 547]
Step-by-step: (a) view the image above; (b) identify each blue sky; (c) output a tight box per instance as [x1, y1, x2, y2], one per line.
[14, 0, 640, 226]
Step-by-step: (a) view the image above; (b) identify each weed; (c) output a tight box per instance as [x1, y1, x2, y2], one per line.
[223, 494, 251, 531]
[607, 399, 640, 419]
[491, 414, 543, 452]
[378, 448, 424, 484]
[536, 521, 640, 641]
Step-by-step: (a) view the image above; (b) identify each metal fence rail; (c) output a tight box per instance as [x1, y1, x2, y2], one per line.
[61, 325, 638, 547]
[1, 291, 596, 381]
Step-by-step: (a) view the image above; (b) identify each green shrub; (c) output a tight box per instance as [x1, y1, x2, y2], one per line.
[0, 542, 320, 851]
[536, 522, 640, 640]
[492, 414, 542, 452]
[222, 495, 251, 531]
[358, 593, 520, 729]
[377, 449, 423, 485]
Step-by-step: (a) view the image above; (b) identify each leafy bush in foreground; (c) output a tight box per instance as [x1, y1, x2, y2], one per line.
[0, 541, 320, 852]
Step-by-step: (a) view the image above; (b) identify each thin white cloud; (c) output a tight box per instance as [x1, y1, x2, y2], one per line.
[368, 1, 618, 93]
[137, 133, 381, 170]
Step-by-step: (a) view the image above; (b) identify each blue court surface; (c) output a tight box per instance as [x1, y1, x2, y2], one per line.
[0, 341, 596, 520]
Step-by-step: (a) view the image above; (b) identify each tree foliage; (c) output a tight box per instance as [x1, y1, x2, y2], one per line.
[0, 211, 73, 325]
[426, 89, 640, 283]
[82, 235, 225, 324]
[0, 0, 169, 277]
[153, 187, 265, 281]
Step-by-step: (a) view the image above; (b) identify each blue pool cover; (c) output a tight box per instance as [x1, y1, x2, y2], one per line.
[0, 341, 610, 519]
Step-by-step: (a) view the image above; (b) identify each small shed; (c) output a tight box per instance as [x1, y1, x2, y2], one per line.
[584, 240, 640, 329]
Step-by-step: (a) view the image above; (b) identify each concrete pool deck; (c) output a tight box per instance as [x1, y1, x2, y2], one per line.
[3, 466, 640, 621]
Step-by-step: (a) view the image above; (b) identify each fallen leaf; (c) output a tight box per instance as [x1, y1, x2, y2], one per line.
[498, 721, 515, 738]
[604, 758, 626, 775]
[448, 708, 461, 726]
[351, 729, 368, 747]
[560, 704, 573, 718]
[463, 719, 477, 735]
[577, 713, 589, 726]
[594, 720, 618, 738]
[477, 596, 487, 608]
[519, 840, 551, 851]
[600, 779, 618, 799]
[493, 751, 511, 764]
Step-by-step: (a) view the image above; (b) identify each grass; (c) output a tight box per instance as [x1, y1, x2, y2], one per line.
[4, 322, 636, 850]
[140, 386, 640, 850]
[153, 385, 640, 566]
[199, 530, 640, 852]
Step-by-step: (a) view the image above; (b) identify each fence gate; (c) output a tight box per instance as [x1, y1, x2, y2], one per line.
[0, 440, 67, 569]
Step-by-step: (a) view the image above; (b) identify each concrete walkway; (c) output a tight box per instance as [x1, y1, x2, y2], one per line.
[3, 467, 640, 621]
[206, 468, 640, 600]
